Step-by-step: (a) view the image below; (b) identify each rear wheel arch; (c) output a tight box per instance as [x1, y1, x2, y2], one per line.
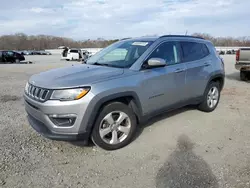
[207, 73, 225, 91]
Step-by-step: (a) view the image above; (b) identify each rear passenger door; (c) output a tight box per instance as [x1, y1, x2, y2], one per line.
[180, 41, 211, 100]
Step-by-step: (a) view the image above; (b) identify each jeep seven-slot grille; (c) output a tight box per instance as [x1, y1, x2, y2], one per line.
[27, 84, 50, 102]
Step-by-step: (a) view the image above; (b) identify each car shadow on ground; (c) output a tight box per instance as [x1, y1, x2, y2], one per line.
[155, 134, 219, 188]
[226, 72, 250, 82]
[133, 106, 196, 142]
[226, 72, 241, 81]
[70, 106, 197, 148]
[69, 138, 95, 148]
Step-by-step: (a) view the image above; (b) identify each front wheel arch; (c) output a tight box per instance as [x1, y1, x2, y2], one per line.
[91, 101, 137, 150]
[85, 92, 143, 136]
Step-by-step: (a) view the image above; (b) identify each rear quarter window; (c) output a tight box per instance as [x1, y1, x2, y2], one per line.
[181, 41, 210, 62]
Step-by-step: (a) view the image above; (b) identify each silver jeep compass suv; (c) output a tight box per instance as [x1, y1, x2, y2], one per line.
[24, 35, 225, 150]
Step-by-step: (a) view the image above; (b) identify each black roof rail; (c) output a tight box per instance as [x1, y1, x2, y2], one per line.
[159, 35, 204, 39]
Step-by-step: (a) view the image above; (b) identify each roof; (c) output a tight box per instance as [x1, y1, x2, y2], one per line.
[121, 37, 158, 42]
[159, 35, 204, 39]
[122, 35, 205, 42]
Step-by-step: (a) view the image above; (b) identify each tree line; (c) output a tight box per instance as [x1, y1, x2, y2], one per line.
[193, 33, 250, 47]
[0, 33, 249, 51]
[0, 33, 119, 50]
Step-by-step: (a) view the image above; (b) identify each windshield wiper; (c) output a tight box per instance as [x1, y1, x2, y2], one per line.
[91, 62, 119, 68]
[91, 62, 103, 66]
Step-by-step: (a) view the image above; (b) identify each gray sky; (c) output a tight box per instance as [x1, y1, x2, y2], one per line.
[0, 0, 249, 39]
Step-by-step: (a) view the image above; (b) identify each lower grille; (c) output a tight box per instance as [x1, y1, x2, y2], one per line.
[26, 84, 50, 102]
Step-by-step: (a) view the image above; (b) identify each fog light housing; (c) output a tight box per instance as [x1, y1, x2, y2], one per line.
[49, 114, 76, 127]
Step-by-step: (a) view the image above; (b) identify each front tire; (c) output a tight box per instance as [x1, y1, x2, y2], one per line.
[91, 102, 137, 150]
[198, 82, 220, 112]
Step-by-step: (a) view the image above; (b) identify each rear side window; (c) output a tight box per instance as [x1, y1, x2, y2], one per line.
[181, 42, 210, 62]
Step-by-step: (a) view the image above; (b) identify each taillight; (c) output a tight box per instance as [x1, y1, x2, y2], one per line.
[236, 50, 240, 62]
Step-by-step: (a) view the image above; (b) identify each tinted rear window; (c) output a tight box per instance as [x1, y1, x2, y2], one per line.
[181, 42, 210, 62]
[70, 50, 78, 53]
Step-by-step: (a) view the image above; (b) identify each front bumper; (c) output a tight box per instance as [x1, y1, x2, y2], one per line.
[27, 115, 88, 141]
[24, 92, 94, 141]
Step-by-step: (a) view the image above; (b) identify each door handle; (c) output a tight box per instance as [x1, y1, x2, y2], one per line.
[174, 68, 185, 73]
[204, 62, 211, 67]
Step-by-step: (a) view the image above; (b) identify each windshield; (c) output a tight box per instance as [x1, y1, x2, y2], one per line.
[86, 40, 153, 68]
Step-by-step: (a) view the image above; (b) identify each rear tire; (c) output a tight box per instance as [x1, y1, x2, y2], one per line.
[198, 82, 220, 112]
[240, 70, 248, 81]
[91, 102, 137, 150]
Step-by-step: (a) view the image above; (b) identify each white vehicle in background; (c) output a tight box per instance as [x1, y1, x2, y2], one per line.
[61, 47, 82, 61]
[235, 48, 250, 81]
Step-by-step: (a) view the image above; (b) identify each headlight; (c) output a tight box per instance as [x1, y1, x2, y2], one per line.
[25, 82, 29, 94]
[50, 87, 90, 101]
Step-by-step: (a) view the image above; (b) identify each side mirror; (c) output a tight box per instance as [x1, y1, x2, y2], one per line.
[147, 58, 166, 68]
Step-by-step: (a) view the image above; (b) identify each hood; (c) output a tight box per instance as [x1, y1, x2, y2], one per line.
[29, 64, 124, 89]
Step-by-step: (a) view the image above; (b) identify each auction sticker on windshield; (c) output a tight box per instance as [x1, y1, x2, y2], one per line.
[132, 42, 149, 46]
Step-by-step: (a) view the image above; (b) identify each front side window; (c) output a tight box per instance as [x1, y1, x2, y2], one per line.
[148, 41, 181, 65]
[181, 42, 210, 62]
[87, 40, 153, 68]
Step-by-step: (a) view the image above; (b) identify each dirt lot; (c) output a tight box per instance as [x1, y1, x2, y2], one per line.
[0, 55, 249, 188]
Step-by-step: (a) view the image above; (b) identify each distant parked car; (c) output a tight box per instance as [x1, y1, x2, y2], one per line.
[226, 50, 232, 54]
[29, 50, 40, 55]
[0, 50, 25, 63]
[37, 50, 51, 55]
[219, 51, 225, 55]
[61, 48, 82, 61]
[20, 50, 32, 55]
[81, 50, 91, 63]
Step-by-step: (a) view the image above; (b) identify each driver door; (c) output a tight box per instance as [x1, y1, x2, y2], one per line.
[139, 41, 187, 114]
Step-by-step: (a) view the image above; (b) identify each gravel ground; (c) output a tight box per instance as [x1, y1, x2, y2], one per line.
[0, 55, 249, 188]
